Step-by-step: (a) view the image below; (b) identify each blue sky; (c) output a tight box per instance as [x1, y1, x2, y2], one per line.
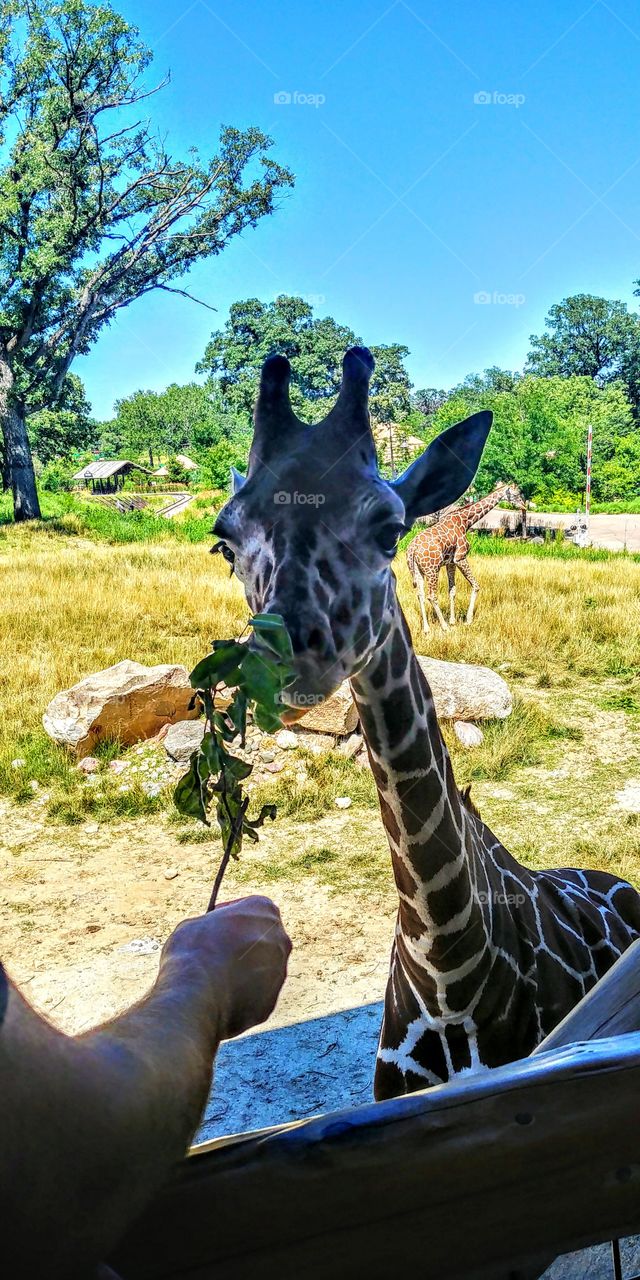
[78, 0, 640, 420]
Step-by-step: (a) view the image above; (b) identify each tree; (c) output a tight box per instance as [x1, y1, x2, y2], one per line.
[27, 374, 95, 465]
[110, 381, 250, 468]
[428, 371, 638, 506]
[526, 295, 640, 414]
[197, 295, 413, 424]
[0, 1, 293, 520]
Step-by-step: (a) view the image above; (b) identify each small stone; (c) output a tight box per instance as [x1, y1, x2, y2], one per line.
[119, 937, 161, 955]
[29, 780, 39, 792]
[164, 719, 206, 764]
[84, 822, 100, 834]
[77, 756, 100, 775]
[260, 749, 276, 763]
[275, 729, 298, 750]
[294, 732, 335, 755]
[142, 781, 162, 797]
[265, 760, 284, 773]
[453, 721, 484, 748]
[86, 923, 101, 934]
[11, 758, 25, 770]
[109, 759, 128, 775]
[335, 796, 352, 809]
[164, 867, 179, 880]
[336, 733, 362, 759]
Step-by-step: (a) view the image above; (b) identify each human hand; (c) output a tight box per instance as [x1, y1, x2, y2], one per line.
[161, 896, 291, 1040]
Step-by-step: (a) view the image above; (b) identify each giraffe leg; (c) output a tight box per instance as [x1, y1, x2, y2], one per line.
[446, 563, 456, 625]
[456, 557, 480, 625]
[426, 568, 449, 632]
[414, 571, 430, 631]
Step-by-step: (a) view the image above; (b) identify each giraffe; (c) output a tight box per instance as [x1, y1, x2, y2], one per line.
[213, 347, 640, 1100]
[407, 482, 527, 631]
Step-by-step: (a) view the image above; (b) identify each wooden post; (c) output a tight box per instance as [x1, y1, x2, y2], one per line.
[112, 937, 640, 1280]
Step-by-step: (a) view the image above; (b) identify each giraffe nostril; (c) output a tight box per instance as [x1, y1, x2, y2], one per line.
[306, 627, 325, 653]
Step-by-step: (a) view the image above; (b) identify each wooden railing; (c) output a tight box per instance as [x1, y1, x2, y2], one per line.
[112, 940, 640, 1280]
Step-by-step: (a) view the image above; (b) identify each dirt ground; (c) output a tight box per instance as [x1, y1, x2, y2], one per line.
[0, 799, 396, 1036]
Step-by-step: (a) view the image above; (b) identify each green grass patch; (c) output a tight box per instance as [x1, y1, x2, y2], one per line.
[599, 691, 640, 715]
[0, 491, 218, 545]
[248, 751, 378, 821]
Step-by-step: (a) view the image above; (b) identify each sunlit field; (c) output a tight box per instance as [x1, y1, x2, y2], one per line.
[1, 521, 639, 852]
[2, 519, 640, 1047]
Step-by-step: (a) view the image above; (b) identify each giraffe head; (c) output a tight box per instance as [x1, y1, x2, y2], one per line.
[497, 480, 526, 510]
[213, 348, 492, 709]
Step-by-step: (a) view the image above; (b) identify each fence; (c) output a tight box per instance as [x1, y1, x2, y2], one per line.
[110, 940, 640, 1280]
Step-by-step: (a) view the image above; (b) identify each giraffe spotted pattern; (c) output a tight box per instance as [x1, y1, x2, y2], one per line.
[352, 612, 640, 1096]
[213, 345, 640, 1101]
[407, 483, 526, 630]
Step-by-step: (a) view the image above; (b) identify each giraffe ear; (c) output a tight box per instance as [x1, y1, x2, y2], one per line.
[230, 466, 246, 494]
[390, 411, 492, 523]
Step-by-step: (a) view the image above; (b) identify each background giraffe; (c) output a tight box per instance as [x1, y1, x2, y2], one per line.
[213, 347, 640, 1099]
[407, 482, 527, 631]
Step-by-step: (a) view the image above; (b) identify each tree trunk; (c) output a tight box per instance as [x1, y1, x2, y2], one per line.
[0, 363, 41, 521]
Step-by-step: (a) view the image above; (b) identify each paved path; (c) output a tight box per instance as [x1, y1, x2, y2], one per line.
[157, 493, 195, 519]
[478, 509, 640, 552]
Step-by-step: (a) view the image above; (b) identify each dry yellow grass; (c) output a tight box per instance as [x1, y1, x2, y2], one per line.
[1, 525, 639, 896]
[1, 531, 639, 762]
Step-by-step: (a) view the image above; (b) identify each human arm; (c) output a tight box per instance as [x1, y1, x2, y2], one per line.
[0, 895, 291, 1278]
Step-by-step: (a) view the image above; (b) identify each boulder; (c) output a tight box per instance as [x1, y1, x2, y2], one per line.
[453, 721, 484, 748]
[417, 657, 512, 722]
[43, 660, 199, 758]
[298, 684, 359, 736]
[296, 657, 510, 739]
[164, 718, 206, 763]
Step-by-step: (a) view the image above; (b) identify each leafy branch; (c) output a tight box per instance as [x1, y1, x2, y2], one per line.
[174, 614, 295, 910]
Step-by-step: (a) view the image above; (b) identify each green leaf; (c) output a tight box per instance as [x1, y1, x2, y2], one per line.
[237, 648, 282, 708]
[190, 644, 245, 690]
[251, 613, 294, 661]
[216, 789, 245, 859]
[200, 732, 222, 773]
[174, 757, 207, 823]
[253, 701, 284, 733]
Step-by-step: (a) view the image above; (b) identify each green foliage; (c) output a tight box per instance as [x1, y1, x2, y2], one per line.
[0, 489, 219, 541]
[27, 374, 96, 463]
[174, 615, 295, 907]
[427, 372, 639, 505]
[0, 0, 293, 517]
[526, 294, 640, 415]
[197, 294, 413, 424]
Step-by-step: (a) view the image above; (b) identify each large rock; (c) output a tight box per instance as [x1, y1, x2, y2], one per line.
[418, 656, 512, 722]
[164, 718, 206, 763]
[43, 660, 199, 757]
[296, 656, 511, 738]
[298, 684, 359, 736]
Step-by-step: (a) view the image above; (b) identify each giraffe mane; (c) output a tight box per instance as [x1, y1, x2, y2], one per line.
[460, 783, 482, 820]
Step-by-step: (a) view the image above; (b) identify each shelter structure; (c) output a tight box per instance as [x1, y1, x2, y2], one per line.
[72, 460, 153, 493]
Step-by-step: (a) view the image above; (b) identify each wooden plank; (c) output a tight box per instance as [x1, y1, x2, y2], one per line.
[112, 1032, 640, 1280]
[533, 937, 640, 1053]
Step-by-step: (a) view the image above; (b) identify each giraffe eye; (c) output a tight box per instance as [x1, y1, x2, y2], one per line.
[377, 522, 406, 556]
[210, 540, 236, 575]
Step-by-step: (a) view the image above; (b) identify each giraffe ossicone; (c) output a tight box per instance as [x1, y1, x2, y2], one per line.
[213, 346, 640, 1100]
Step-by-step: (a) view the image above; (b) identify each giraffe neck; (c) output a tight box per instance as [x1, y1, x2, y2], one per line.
[350, 602, 491, 969]
[461, 487, 506, 530]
